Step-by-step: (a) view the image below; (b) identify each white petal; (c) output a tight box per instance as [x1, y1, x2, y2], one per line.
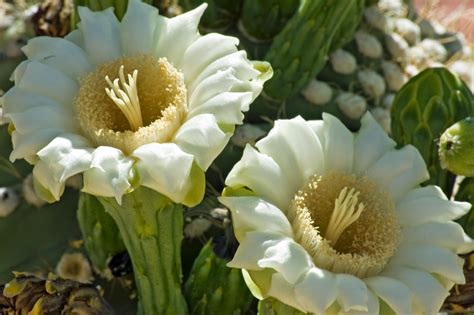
[366, 145, 429, 201]
[32, 160, 65, 201]
[10, 128, 64, 163]
[182, 33, 239, 84]
[187, 91, 253, 125]
[154, 4, 206, 66]
[396, 186, 471, 226]
[7, 105, 75, 134]
[321, 113, 354, 174]
[389, 244, 465, 284]
[365, 276, 413, 315]
[189, 50, 260, 93]
[335, 274, 369, 312]
[64, 29, 84, 47]
[353, 112, 396, 175]
[294, 267, 337, 314]
[11, 60, 29, 84]
[225, 144, 293, 210]
[228, 231, 312, 284]
[344, 290, 379, 315]
[256, 117, 325, 194]
[78, 7, 121, 65]
[17, 61, 78, 106]
[82, 146, 134, 204]
[22, 37, 93, 80]
[218, 196, 292, 241]
[132, 143, 194, 204]
[188, 68, 253, 111]
[267, 273, 307, 312]
[382, 266, 448, 314]
[36, 134, 93, 183]
[402, 221, 474, 253]
[174, 114, 231, 170]
[120, 0, 159, 56]
[2, 87, 67, 118]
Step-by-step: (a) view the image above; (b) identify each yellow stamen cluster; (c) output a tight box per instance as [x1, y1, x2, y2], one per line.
[288, 171, 400, 278]
[74, 55, 187, 154]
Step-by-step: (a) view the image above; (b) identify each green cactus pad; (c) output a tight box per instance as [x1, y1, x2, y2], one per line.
[184, 241, 254, 315]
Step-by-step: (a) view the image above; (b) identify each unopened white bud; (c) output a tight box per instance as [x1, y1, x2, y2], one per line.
[357, 69, 386, 103]
[330, 50, 357, 75]
[0, 187, 20, 217]
[210, 207, 229, 220]
[406, 46, 427, 67]
[231, 124, 266, 148]
[378, 0, 406, 17]
[184, 218, 211, 239]
[394, 18, 421, 45]
[364, 6, 390, 32]
[419, 39, 447, 62]
[336, 92, 367, 120]
[404, 64, 419, 78]
[381, 61, 407, 91]
[449, 60, 474, 92]
[301, 79, 334, 105]
[385, 33, 409, 60]
[355, 30, 383, 59]
[371, 107, 391, 133]
[382, 93, 396, 110]
[22, 174, 46, 208]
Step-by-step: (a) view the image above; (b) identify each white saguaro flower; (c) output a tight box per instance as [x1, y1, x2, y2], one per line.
[3, 0, 271, 206]
[220, 113, 473, 314]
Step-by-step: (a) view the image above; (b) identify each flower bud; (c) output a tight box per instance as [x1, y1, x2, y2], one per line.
[439, 117, 474, 177]
[370, 107, 391, 133]
[364, 6, 390, 32]
[336, 92, 367, 120]
[419, 39, 447, 62]
[357, 69, 386, 103]
[22, 174, 46, 208]
[301, 79, 334, 105]
[385, 32, 409, 60]
[330, 49, 357, 75]
[381, 61, 407, 91]
[231, 124, 267, 148]
[0, 187, 19, 217]
[355, 30, 383, 59]
[394, 18, 421, 45]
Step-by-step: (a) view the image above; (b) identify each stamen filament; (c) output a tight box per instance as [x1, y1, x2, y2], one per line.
[105, 65, 143, 131]
[325, 187, 365, 245]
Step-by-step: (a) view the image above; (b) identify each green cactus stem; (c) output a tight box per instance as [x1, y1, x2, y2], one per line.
[182, 0, 242, 31]
[77, 193, 126, 276]
[184, 241, 253, 315]
[238, 0, 299, 42]
[97, 187, 187, 315]
[263, 0, 365, 100]
[456, 177, 474, 239]
[391, 67, 474, 193]
[439, 117, 474, 177]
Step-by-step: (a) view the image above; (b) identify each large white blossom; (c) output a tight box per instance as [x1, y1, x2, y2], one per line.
[2, 0, 271, 206]
[220, 113, 473, 314]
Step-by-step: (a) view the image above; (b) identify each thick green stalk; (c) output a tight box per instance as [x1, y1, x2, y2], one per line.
[97, 187, 187, 315]
[263, 0, 363, 100]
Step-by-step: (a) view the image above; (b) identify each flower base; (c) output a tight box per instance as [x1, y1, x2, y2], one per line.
[98, 187, 187, 315]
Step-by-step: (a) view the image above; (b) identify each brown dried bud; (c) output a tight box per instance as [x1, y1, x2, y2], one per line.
[0, 272, 113, 314]
[31, 0, 73, 38]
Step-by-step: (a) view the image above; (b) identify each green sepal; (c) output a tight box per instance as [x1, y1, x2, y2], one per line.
[182, 162, 206, 207]
[76, 193, 126, 275]
[32, 173, 59, 204]
[184, 241, 254, 315]
[391, 68, 474, 194]
[258, 298, 305, 315]
[222, 186, 256, 197]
